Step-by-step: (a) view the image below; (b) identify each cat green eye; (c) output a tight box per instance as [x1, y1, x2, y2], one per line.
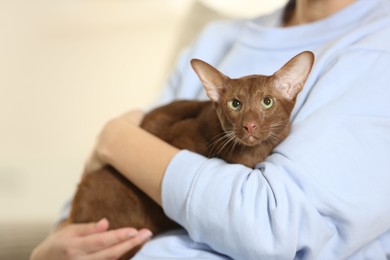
[228, 99, 242, 111]
[261, 96, 274, 109]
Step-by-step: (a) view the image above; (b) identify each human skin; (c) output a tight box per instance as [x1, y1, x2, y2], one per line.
[30, 218, 152, 260]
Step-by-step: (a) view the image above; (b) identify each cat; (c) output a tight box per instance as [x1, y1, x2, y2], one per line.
[68, 51, 314, 259]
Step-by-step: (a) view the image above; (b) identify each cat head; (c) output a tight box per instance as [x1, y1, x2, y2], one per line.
[191, 51, 314, 147]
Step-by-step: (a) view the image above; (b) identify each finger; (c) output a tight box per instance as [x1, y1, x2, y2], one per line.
[66, 218, 110, 237]
[80, 227, 140, 253]
[85, 229, 153, 260]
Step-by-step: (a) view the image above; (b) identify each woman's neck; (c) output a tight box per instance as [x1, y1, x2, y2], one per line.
[283, 0, 356, 27]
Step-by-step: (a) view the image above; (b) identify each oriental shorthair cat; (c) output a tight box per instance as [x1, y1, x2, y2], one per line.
[68, 51, 314, 259]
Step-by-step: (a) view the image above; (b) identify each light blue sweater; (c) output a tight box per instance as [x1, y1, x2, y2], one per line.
[134, 0, 390, 259]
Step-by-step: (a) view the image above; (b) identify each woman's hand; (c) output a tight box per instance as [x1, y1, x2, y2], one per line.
[30, 218, 152, 260]
[84, 110, 145, 174]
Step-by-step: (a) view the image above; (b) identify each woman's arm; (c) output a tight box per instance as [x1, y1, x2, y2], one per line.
[91, 111, 180, 205]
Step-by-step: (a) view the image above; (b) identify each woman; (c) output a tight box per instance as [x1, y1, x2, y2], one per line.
[31, 0, 390, 259]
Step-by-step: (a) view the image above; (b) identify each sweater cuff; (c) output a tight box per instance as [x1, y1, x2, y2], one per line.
[161, 150, 208, 226]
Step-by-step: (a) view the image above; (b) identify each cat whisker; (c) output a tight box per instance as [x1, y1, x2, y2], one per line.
[215, 133, 236, 158]
[208, 131, 236, 158]
[239, 142, 247, 153]
[208, 133, 229, 152]
[209, 132, 229, 145]
[262, 120, 289, 147]
[227, 138, 241, 162]
[208, 132, 229, 144]
[269, 120, 289, 131]
[264, 131, 283, 147]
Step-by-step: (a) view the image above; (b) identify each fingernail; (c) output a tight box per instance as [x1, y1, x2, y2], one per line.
[128, 229, 138, 238]
[96, 218, 109, 228]
[97, 218, 106, 224]
[138, 230, 153, 241]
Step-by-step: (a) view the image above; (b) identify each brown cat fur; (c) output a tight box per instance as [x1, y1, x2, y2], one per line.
[68, 51, 314, 259]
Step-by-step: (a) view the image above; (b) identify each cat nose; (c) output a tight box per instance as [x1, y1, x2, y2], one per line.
[243, 122, 257, 134]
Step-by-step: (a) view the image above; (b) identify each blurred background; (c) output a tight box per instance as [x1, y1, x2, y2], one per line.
[0, 0, 287, 258]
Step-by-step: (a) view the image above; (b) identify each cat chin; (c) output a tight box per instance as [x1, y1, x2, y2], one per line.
[238, 136, 262, 147]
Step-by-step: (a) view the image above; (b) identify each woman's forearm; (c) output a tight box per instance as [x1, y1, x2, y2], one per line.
[97, 118, 179, 206]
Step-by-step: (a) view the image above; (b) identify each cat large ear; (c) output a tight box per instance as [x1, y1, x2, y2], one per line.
[273, 51, 315, 100]
[191, 59, 229, 103]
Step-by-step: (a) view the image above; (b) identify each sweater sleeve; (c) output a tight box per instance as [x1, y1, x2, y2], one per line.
[161, 51, 390, 259]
